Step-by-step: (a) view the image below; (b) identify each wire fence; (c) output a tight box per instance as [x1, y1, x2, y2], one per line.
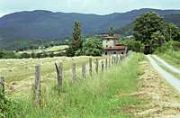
[0, 54, 127, 106]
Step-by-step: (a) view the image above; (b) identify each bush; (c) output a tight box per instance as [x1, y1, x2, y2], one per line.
[155, 41, 171, 53]
[0, 91, 20, 118]
[81, 38, 103, 56]
[66, 37, 103, 56]
[155, 41, 180, 54]
[20, 53, 31, 58]
[0, 50, 17, 59]
[66, 47, 75, 57]
[121, 39, 144, 52]
[172, 41, 180, 50]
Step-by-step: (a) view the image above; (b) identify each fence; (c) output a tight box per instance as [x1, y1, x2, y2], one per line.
[0, 54, 127, 106]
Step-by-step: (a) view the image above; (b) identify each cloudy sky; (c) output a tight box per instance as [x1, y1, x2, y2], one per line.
[0, 0, 180, 17]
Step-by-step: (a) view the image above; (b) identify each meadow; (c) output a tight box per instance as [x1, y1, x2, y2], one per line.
[0, 53, 144, 118]
[17, 45, 69, 54]
[0, 56, 100, 97]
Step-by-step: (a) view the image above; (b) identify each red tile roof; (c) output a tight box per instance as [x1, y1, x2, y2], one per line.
[104, 45, 126, 51]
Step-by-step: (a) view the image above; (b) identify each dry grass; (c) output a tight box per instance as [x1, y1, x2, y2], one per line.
[18, 45, 69, 54]
[128, 60, 180, 118]
[0, 56, 103, 96]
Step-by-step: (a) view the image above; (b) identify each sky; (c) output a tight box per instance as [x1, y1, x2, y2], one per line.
[0, 0, 180, 17]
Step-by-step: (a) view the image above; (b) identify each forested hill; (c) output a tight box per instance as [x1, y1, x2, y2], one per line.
[0, 8, 180, 49]
[164, 14, 180, 27]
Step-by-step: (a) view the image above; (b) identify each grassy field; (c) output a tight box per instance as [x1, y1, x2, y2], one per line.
[18, 45, 69, 54]
[0, 56, 103, 97]
[2, 53, 144, 118]
[158, 50, 180, 68]
[0, 56, 89, 82]
[156, 41, 180, 68]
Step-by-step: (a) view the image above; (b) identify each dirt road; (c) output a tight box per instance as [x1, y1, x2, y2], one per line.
[152, 55, 180, 74]
[131, 58, 180, 118]
[146, 55, 180, 93]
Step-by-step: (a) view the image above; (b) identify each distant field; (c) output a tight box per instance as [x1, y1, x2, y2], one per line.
[18, 45, 69, 54]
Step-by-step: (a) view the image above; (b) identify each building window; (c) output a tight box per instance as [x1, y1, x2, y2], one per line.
[105, 52, 107, 55]
[114, 52, 116, 54]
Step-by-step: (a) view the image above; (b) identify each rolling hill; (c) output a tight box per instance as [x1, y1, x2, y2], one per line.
[0, 8, 180, 49]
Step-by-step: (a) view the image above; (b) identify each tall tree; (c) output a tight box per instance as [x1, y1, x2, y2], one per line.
[133, 12, 165, 45]
[72, 21, 82, 50]
[67, 21, 82, 56]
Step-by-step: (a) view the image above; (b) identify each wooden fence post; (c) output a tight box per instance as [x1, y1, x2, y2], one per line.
[89, 58, 92, 76]
[72, 63, 76, 80]
[119, 55, 121, 64]
[34, 64, 41, 106]
[111, 56, 113, 65]
[95, 59, 99, 74]
[101, 61, 104, 72]
[55, 62, 63, 89]
[116, 54, 118, 64]
[82, 63, 86, 79]
[0, 77, 5, 96]
[109, 57, 111, 68]
[120, 55, 122, 61]
[105, 58, 108, 70]
[112, 56, 115, 65]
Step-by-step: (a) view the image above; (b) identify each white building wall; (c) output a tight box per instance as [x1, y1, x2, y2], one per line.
[102, 40, 116, 48]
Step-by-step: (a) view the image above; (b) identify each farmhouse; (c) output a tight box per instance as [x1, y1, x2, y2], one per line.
[101, 34, 127, 55]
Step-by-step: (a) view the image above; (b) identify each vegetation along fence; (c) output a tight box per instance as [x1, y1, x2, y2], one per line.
[0, 54, 127, 106]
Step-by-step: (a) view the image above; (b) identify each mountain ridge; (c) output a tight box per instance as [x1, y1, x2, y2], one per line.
[0, 8, 180, 49]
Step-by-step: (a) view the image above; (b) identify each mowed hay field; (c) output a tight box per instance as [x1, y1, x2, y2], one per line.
[0, 56, 100, 96]
[18, 45, 69, 54]
[0, 53, 144, 118]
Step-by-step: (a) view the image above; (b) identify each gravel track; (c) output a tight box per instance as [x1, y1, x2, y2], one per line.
[152, 55, 180, 74]
[146, 55, 180, 93]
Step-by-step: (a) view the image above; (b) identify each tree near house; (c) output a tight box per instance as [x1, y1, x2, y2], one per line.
[67, 21, 82, 56]
[80, 38, 103, 56]
[133, 12, 165, 45]
[151, 31, 165, 52]
[151, 31, 165, 46]
[164, 23, 180, 42]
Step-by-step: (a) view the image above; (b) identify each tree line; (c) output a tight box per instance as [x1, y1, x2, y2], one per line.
[121, 12, 180, 53]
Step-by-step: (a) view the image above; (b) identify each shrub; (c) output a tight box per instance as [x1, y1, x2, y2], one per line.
[0, 90, 20, 118]
[0, 50, 17, 59]
[81, 38, 103, 56]
[121, 39, 144, 52]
